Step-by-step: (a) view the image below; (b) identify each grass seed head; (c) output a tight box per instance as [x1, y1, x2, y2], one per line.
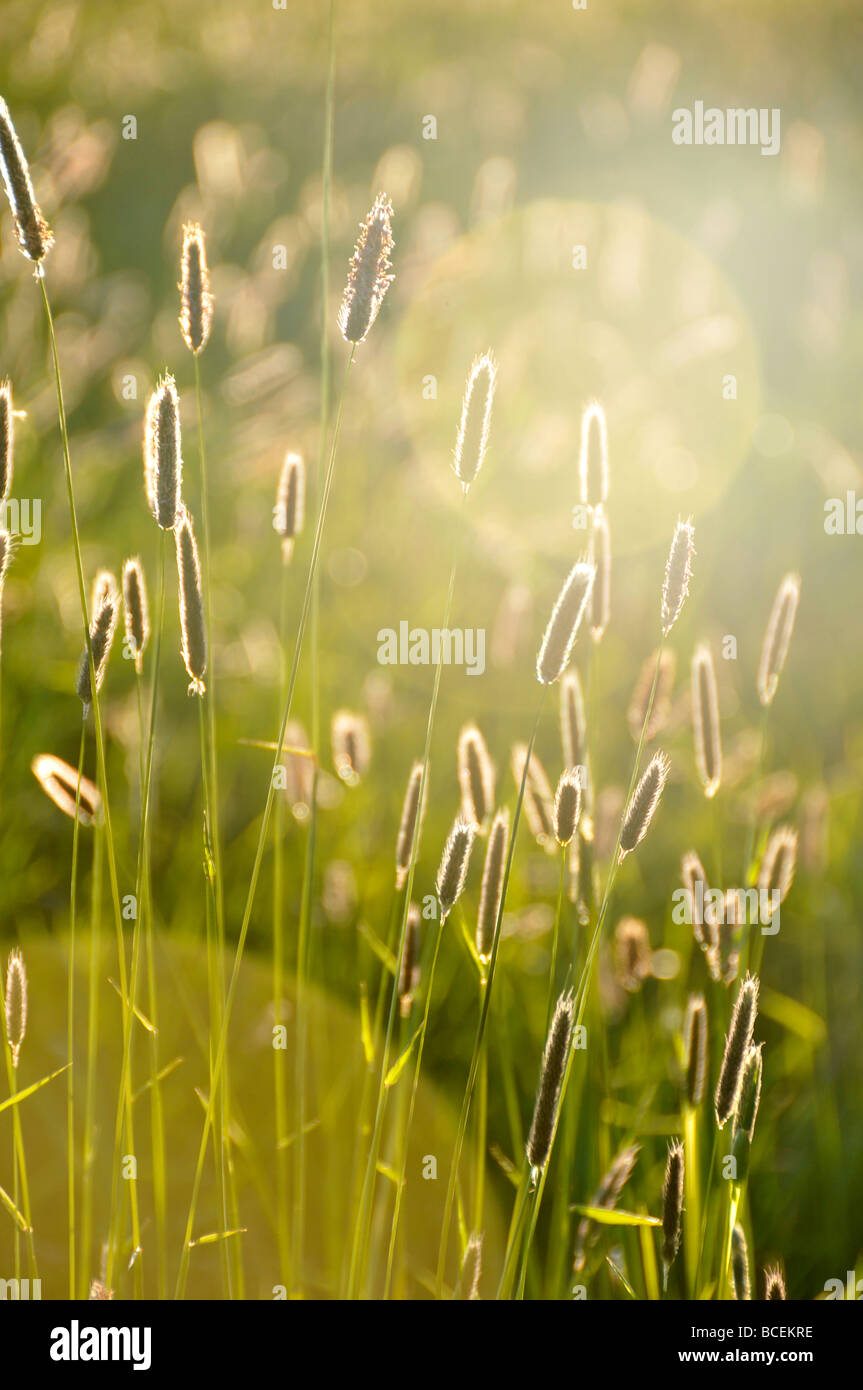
[454, 352, 497, 491]
[179, 223, 214, 355]
[475, 807, 509, 960]
[577, 400, 609, 510]
[332, 709, 371, 785]
[175, 507, 207, 693]
[144, 375, 183, 530]
[661, 1140, 685, 1272]
[731, 1044, 763, 1182]
[511, 742, 556, 853]
[661, 519, 695, 635]
[273, 451, 305, 563]
[684, 993, 708, 1107]
[731, 1224, 751, 1300]
[280, 720, 315, 817]
[681, 850, 710, 947]
[395, 759, 428, 889]
[536, 560, 595, 685]
[526, 989, 574, 1170]
[764, 1264, 786, 1300]
[705, 895, 744, 986]
[31, 753, 102, 826]
[758, 573, 800, 707]
[715, 973, 759, 1127]
[4, 948, 27, 1068]
[436, 814, 476, 922]
[554, 767, 583, 847]
[757, 825, 797, 920]
[0, 378, 14, 501]
[0, 97, 54, 263]
[613, 915, 652, 992]
[457, 721, 495, 829]
[574, 1144, 640, 1271]
[76, 570, 119, 711]
[122, 557, 150, 674]
[560, 668, 587, 771]
[338, 192, 394, 344]
[398, 902, 421, 1018]
[692, 641, 721, 798]
[618, 751, 670, 861]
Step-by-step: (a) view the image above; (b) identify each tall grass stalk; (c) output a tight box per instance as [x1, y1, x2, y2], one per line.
[192, 349, 238, 1296]
[66, 722, 86, 1298]
[435, 685, 550, 1297]
[343, 886, 402, 1295]
[37, 270, 137, 1291]
[292, 779, 318, 1294]
[197, 691, 233, 1299]
[79, 796, 103, 1294]
[174, 345, 355, 1299]
[295, 2, 337, 1292]
[138, 533, 168, 1295]
[381, 909, 447, 1296]
[505, 640, 667, 1289]
[472, 992, 489, 1235]
[272, 560, 291, 1285]
[683, 1104, 700, 1297]
[718, 1182, 742, 1299]
[353, 506, 467, 1299]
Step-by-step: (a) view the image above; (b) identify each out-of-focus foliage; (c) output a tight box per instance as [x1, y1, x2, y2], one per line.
[0, 0, 861, 1296]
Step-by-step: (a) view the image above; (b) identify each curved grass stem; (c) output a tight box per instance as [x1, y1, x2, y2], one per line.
[435, 683, 550, 1298]
[355, 501, 470, 1299]
[504, 637, 667, 1290]
[174, 345, 355, 1300]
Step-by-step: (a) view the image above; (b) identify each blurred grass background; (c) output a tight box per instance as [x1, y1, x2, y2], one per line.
[0, 0, 862, 1296]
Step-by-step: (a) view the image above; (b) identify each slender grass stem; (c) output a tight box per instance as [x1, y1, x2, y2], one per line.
[291, 776, 318, 1296]
[288, 0, 337, 1297]
[696, 1127, 720, 1292]
[174, 346, 355, 1300]
[496, 1167, 531, 1299]
[718, 1182, 741, 1300]
[380, 918, 444, 1296]
[66, 721, 86, 1299]
[192, 351, 238, 1295]
[742, 706, 770, 887]
[683, 1103, 700, 1299]
[435, 684, 550, 1297]
[508, 637, 667, 1285]
[354, 485, 472, 1297]
[139, 534, 167, 1296]
[343, 888, 402, 1296]
[472, 1006, 488, 1234]
[37, 270, 134, 1292]
[79, 815, 103, 1296]
[198, 690, 231, 1300]
[273, 559, 291, 1285]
